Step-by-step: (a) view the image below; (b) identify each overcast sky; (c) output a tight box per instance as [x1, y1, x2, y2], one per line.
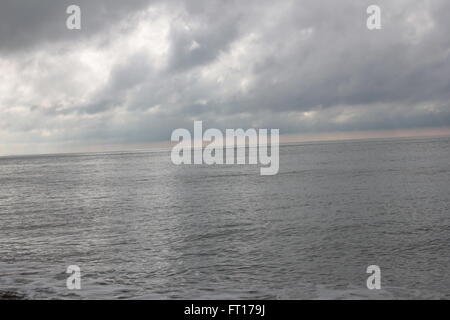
[1, 0, 450, 155]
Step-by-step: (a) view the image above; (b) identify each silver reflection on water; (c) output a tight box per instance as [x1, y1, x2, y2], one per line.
[0, 137, 449, 299]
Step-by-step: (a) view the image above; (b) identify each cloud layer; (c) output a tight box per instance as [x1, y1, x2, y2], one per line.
[1, 0, 450, 154]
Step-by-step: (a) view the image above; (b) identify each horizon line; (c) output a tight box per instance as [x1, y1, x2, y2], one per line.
[1, 126, 450, 158]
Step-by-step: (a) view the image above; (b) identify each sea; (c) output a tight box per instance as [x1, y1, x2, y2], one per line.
[0, 136, 449, 299]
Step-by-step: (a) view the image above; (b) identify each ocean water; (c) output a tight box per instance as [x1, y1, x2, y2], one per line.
[0, 136, 449, 299]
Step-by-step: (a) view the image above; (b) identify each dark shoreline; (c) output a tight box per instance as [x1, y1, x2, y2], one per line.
[0, 291, 26, 300]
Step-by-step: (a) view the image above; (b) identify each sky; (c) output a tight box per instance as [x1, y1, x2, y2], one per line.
[1, 0, 450, 155]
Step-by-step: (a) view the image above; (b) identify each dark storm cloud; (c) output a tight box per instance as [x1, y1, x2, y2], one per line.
[0, 0, 155, 53]
[166, 0, 244, 71]
[1, 0, 450, 154]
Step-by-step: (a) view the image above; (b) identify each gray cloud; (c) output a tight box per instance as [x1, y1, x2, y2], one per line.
[1, 0, 450, 154]
[0, 0, 155, 53]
